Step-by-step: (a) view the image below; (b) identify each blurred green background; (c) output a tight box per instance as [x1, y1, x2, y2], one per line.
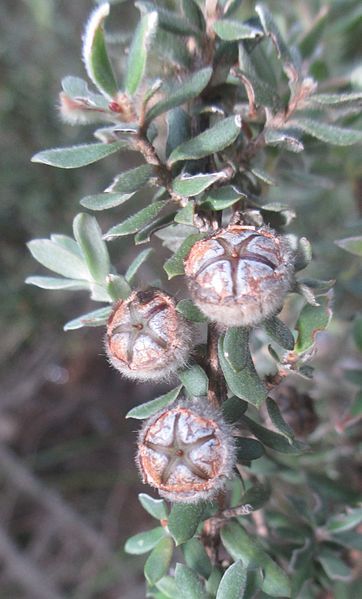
[0, 1, 361, 598]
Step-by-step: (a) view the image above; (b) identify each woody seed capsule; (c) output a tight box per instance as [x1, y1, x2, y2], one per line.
[105, 288, 192, 381]
[137, 400, 236, 503]
[184, 225, 294, 327]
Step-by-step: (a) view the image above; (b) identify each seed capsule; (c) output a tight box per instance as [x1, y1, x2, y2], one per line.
[137, 400, 236, 503]
[105, 289, 192, 381]
[184, 225, 294, 327]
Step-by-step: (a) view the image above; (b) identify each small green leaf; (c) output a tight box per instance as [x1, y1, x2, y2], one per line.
[239, 483, 271, 512]
[309, 92, 362, 105]
[73, 213, 110, 283]
[235, 437, 265, 462]
[263, 317, 295, 350]
[82, 3, 118, 98]
[108, 164, 155, 193]
[27, 239, 89, 280]
[126, 386, 183, 420]
[256, 3, 298, 80]
[221, 521, 291, 597]
[125, 10, 158, 95]
[201, 185, 245, 211]
[166, 108, 191, 159]
[218, 336, 267, 408]
[176, 299, 207, 322]
[178, 365, 209, 397]
[106, 274, 131, 301]
[223, 327, 249, 371]
[291, 118, 362, 146]
[174, 202, 195, 225]
[239, 414, 305, 454]
[251, 167, 277, 186]
[63, 306, 112, 331]
[61, 76, 109, 108]
[25, 276, 90, 291]
[216, 560, 247, 598]
[222, 396, 248, 424]
[168, 503, 205, 545]
[173, 172, 224, 197]
[139, 493, 168, 521]
[32, 141, 128, 169]
[295, 296, 332, 354]
[326, 508, 362, 534]
[168, 116, 241, 165]
[206, 568, 224, 595]
[155, 576, 179, 599]
[214, 19, 263, 41]
[266, 398, 295, 444]
[163, 233, 203, 279]
[104, 201, 166, 239]
[237, 45, 281, 109]
[175, 564, 208, 599]
[335, 236, 362, 257]
[144, 537, 174, 585]
[317, 549, 352, 581]
[125, 248, 153, 283]
[80, 192, 135, 211]
[146, 67, 212, 123]
[124, 526, 166, 555]
[139, 2, 200, 36]
[183, 538, 212, 579]
[265, 129, 304, 153]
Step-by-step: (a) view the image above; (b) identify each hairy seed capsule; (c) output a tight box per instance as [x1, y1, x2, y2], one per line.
[137, 400, 236, 503]
[184, 225, 294, 327]
[105, 289, 192, 381]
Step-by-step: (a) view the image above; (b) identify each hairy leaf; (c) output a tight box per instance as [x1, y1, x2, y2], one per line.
[80, 192, 135, 210]
[266, 397, 295, 443]
[107, 164, 155, 193]
[104, 201, 166, 239]
[291, 117, 362, 146]
[32, 141, 128, 168]
[27, 239, 89, 280]
[176, 299, 207, 322]
[214, 19, 263, 41]
[126, 386, 183, 420]
[73, 213, 110, 283]
[239, 414, 305, 454]
[125, 248, 153, 283]
[175, 564, 208, 599]
[335, 236, 362, 257]
[173, 172, 224, 197]
[138, 493, 168, 521]
[263, 316, 295, 350]
[125, 10, 158, 95]
[63, 306, 112, 331]
[25, 276, 90, 291]
[178, 365, 209, 397]
[168, 503, 205, 546]
[144, 537, 174, 585]
[183, 539, 212, 580]
[124, 526, 166, 555]
[295, 296, 332, 354]
[235, 437, 265, 462]
[163, 233, 203, 278]
[216, 560, 248, 598]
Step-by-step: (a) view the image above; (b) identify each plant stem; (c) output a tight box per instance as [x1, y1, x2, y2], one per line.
[206, 323, 226, 409]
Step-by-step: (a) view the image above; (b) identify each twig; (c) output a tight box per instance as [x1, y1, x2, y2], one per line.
[206, 323, 227, 409]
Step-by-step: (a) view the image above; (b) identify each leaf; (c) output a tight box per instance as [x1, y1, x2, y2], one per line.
[183, 539, 212, 579]
[214, 19, 263, 41]
[155, 576, 179, 599]
[82, 3, 118, 98]
[168, 116, 241, 165]
[317, 550, 352, 581]
[221, 521, 291, 597]
[174, 202, 195, 225]
[166, 108, 191, 159]
[295, 296, 332, 354]
[176, 299, 207, 322]
[124, 526, 166, 555]
[125, 10, 158, 95]
[138, 493, 168, 521]
[104, 201, 166, 239]
[168, 503, 205, 546]
[263, 317, 295, 350]
[144, 537, 174, 585]
[178, 365, 209, 397]
[139, 2, 200, 37]
[125, 248, 153, 283]
[107, 164, 155, 193]
[32, 141, 128, 169]
[326, 508, 362, 534]
[146, 67, 212, 123]
[239, 414, 305, 454]
[80, 192, 135, 211]
[264, 129, 304, 153]
[223, 327, 249, 371]
[216, 560, 247, 599]
[218, 335, 267, 408]
[25, 276, 90, 291]
[61, 76, 109, 109]
[163, 233, 203, 279]
[309, 92, 362, 106]
[134, 212, 177, 245]
[106, 274, 131, 301]
[175, 564, 208, 599]
[63, 306, 112, 331]
[201, 185, 245, 211]
[73, 213, 110, 283]
[235, 437, 265, 462]
[222, 396, 248, 424]
[290, 118, 362, 146]
[335, 236, 362, 257]
[239, 483, 271, 512]
[50, 233, 82, 256]
[126, 386, 183, 420]
[27, 239, 89, 280]
[250, 167, 277, 186]
[173, 172, 224, 197]
[266, 397, 295, 444]
[236, 45, 281, 110]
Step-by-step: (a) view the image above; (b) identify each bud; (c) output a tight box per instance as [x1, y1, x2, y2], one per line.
[105, 289, 192, 381]
[184, 225, 294, 327]
[137, 400, 236, 503]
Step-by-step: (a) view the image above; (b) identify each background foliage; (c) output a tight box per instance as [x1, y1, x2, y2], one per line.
[1, 1, 361, 598]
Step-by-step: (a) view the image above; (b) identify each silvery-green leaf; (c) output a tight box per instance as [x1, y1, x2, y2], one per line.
[139, 493, 168, 521]
[126, 386, 183, 419]
[183, 539, 212, 580]
[166, 108, 191, 159]
[216, 561, 247, 599]
[104, 201, 166, 239]
[168, 116, 241, 165]
[25, 276, 90, 291]
[335, 236, 362, 257]
[266, 397, 295, 443]
[214, 19, 263, 41]
[82, 3, 118, 98]
[308, 92, 362, 106]
[155, 576, 179, 599]
[63, 306, 112, 331]
[295, 296, 332, 354]
[106, 274, 131, 301]
[176, 299, 207, 322]
[239, 413, 305, 454]
[235, 438, 265, 462]
[107, 164, 155, 193]
[134, 212, 177, 245]
[201, 185, 245, 210]
[290, 117, 362, 146]
[251, 167, 277, 185]
[50, 234, 82, 256]
[178, 365, 209, 397]
[73, 213, 110, 283]
[163, 233, 203, 279]
[125, 10, 158, 95]
[144, 537, 174, 585]
[27, 239, 89, 280]
[80, 192, 135, 210]
[168, 504, 205, 546]
[174, 202, 195, 225]
[124, 527, 166, 555]
[265, 128, 304, 153]
[317, 549, 352, 581]
[173, 172, 224, 197]
[138, 1, 200, 36]
[125, 248, 153, 283]
[61, 76, 109, 109]
[181, 0, 204, 31]
[32, 141, 128, 169]
[263, 316, 295, 350]
[175, 564, 208, 599]
[156, 223, 197, 252]
[146, 68, 212, 123]
[237, 45, 281, 109]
